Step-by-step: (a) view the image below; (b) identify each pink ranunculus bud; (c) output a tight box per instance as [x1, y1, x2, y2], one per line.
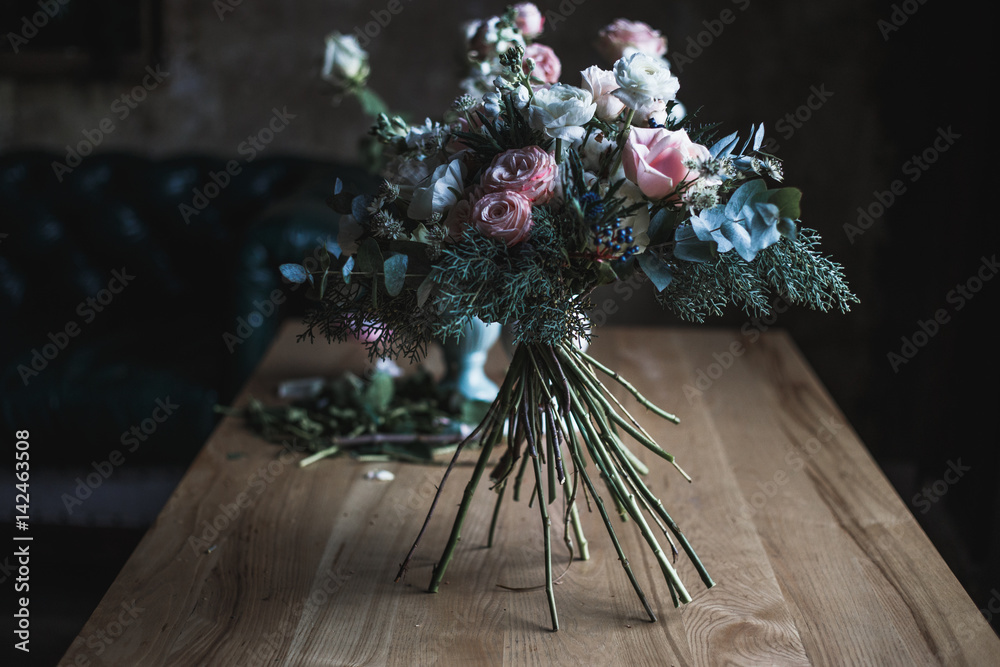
[444, 197, 473, 241]
[524, 43, 561, 85]
[622, 127, 711, 201]
[581, 65, 625, 122]
[595, 18, 667, 63]
[471, 191, 534, 246]
[479, 145, 558, 204]
[513, 3, 545, 40]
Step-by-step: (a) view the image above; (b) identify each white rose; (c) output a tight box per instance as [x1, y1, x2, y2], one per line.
[407, 158, 467, 220]
[321, 32, 370, 89]
[612, 52, 679, 110]
[580, 65, 625, 122]
[528, 83, 597, 142]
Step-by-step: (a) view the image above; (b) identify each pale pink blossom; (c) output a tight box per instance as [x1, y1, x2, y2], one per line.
[479, 146, 558, 204]
[595, 19, 667, 62]
[471, 191, 534, 245]
[513, 3, 545, 39]
[622, 127, 710, 201]
[524, 43, 561, 84]
[636, 98, 668, 127]
[580, 65, 625, 122]
[445, 197, 473, 240]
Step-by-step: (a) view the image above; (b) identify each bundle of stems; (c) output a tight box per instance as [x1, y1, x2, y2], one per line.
[396, 340, 714, 630]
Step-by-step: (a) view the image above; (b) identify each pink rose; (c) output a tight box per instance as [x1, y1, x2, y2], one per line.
[513, 3, 544, 39]
[479, 146, 558, 204]
[524, 43, 561, 84]
[580, 65, 625, 122]
[595, 19, 667, 63]
[622, 127, 711, 201]
[471, 191, 534, 245]
[445, 197, 473, 240]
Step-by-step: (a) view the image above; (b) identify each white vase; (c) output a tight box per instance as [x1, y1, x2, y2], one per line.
[440, 317, 502, 402]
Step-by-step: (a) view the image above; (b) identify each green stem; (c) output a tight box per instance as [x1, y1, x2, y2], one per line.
[428, 422, 502, 592]
[567, 386, 692, 605]
[532, 453, 559, 631]
[298, 444, 340, 467]
[488, 480, 507, 548]
[563, 412, 655, 622]
[568, 344, 681, 424]
[609, 108, 636, 177]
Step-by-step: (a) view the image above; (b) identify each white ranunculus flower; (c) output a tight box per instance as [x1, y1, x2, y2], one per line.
[407, 158, 467, 221]
[321, 32, 370, 90]
[612, 52, 679, 110]
[528, 83, 597, 142]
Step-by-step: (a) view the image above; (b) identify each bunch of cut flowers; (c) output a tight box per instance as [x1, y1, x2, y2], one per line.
[286, 4, 856, 629]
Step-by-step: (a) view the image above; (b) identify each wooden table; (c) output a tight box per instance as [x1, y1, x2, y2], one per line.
[61, 324, 999, 666]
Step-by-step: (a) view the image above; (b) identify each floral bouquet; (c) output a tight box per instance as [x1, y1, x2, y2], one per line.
[285, 5, 856, 629]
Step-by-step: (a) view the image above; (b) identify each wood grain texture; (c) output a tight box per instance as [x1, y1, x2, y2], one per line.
[60, 324, 999, 666]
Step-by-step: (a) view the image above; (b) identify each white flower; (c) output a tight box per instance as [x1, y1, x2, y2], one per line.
[580, 66, 625, 122]
[574, 131, 615, 173]
[528, 83, 597, 142]
[321, 32, 370, 90]
[513, 84, 531, 110]
[636, 98, 668, 127]
[612, 52, 679, 110]
[617, 182, 651, 253]
[465, 16, 525, 61]
[483, 91, 502, 119]
[407, 158, 467, 221]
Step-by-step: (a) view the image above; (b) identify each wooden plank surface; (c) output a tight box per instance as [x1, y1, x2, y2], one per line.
[60, 324, 1000, 666]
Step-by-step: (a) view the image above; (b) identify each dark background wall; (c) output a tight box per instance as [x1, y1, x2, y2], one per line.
[2, 0, 996, 657]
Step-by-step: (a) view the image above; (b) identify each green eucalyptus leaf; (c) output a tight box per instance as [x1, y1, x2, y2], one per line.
[765, 187, 803, 221]
[341, 256, 355, 284]
[279, 263, 309, 284]
[416, 273, 436, 307]
[637, 252, 674, 292]
[383, 253, 408, 297]
[357, 238, 382, 274]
